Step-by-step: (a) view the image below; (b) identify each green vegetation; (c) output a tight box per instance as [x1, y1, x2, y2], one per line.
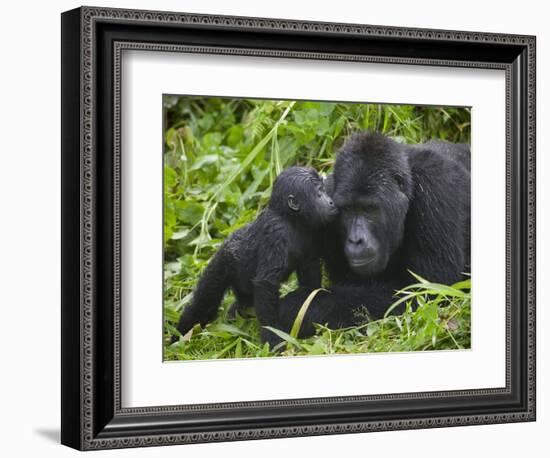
[163, 96, 471, 360]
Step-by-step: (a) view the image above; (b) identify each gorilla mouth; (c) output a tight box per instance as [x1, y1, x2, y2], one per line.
[322, 207, 339, 222]
[349, 259, 374, 268]
[348, 257, 382, 275]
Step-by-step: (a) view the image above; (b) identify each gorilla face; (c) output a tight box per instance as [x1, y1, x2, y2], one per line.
[331, 132, 413, 277]
[307, 176, 339, 224]
[334, 190, 408, 276]
[339, 201, 384, 275]
[271, 166, 338, 226]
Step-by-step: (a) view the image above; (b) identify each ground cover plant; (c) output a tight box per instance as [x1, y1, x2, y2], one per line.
[163, 96, 471, 360]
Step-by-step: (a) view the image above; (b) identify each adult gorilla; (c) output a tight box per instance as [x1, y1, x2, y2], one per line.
[279, 132, 470, 337]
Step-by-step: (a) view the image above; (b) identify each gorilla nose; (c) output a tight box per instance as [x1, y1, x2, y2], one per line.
[347, 234, 365, 246]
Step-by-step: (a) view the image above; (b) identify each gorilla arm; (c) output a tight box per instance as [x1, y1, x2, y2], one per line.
[252, 232, 289, 347]
[296, 257, 322, 288]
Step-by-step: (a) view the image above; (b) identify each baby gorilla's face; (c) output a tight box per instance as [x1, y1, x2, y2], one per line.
[308, 175, 339, 224]
[271, 166, 338, 226]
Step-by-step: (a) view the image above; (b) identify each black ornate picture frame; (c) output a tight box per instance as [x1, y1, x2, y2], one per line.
[61, 6, 536, 451]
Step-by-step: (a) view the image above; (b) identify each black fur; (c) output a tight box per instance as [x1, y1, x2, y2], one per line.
[174, 166, 337, 348]
[279, 132, 471, 337]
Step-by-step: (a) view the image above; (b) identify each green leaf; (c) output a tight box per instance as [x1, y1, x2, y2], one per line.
[290, 288, 328, 339]
[404, 282, 466, 298]
[366, 322, 379, 337]
[171, 229, 190, 240]
[175, 201, 205, 225]
[293, 111, 306, 125]
[208, 323, 250, 337]
[408, 270, 429, 284]
[163, 201, 176, 243]
[306, 108, 319, 122]
[226, 125, 244, 147]
[451, 278, 471, 290]
[307, 339, 327, 355]
[189, 154, 218, 170]
[263, 326, 303, 349]
[234, 338, 242, 358]
[316, 117, 330, 135]
[319, 103, 336, 116]
[212, 339, 239, 359]
[164, 166, 177, 188]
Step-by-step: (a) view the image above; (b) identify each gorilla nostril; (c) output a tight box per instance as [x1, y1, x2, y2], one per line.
[348, 236, 363, 246]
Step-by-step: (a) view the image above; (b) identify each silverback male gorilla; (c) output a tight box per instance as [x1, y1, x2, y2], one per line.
[279, 132, 470, 337]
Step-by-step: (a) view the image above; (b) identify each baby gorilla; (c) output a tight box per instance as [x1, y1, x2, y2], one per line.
[174, 166, 337, 348]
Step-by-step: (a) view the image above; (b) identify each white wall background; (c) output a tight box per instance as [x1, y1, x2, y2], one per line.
[0, 0, 546, 456]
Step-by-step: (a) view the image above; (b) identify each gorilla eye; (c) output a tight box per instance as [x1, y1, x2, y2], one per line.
[287, 194, 300, 212]
[315, 185, 324, 198]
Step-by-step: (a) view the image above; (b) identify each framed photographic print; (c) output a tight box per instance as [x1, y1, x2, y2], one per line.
[61, 6, 536, 450]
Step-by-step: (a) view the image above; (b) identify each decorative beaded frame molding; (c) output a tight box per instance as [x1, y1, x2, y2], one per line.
[61, 6, 536, 451]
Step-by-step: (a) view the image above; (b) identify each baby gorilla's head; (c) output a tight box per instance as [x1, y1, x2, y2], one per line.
[270, 166, 338, 226]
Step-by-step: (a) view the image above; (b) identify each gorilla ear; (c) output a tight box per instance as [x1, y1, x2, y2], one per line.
[287, 194, 300, 212]
[394, 174, 406, 192]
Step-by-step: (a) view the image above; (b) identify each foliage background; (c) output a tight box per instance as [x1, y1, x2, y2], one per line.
[163, 96, 471, 360]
